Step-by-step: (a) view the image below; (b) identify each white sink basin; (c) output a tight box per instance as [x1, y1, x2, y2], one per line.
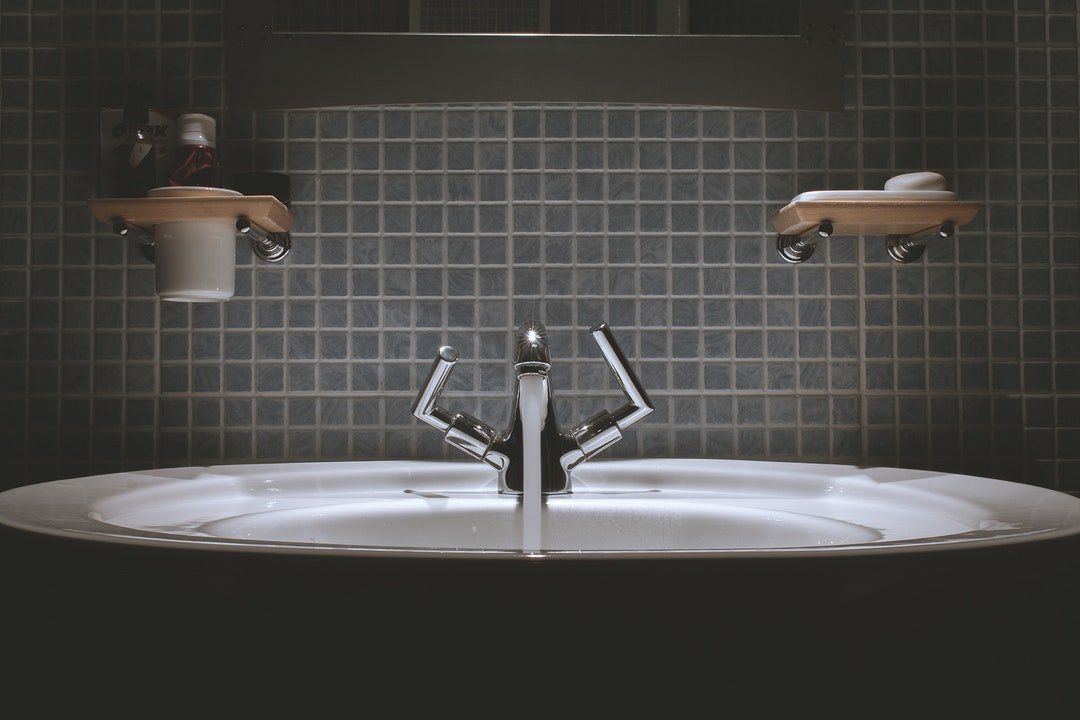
[1, 459, 1078, 558]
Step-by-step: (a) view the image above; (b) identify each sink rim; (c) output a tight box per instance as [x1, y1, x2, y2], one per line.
[2, 458, 1079, 560]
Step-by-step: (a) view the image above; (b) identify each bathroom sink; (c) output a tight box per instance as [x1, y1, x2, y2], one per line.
[2, 459, 1078, 558]
[5, 458, 1080, 711]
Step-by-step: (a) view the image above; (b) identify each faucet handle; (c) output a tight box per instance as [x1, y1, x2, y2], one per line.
[566, 322, 654, 469]
[413, 346, 458, 431]
[590, 322, 653, 429]
[413, 346, 505, 472]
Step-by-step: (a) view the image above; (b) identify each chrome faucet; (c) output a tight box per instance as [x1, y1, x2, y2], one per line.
[412, 321, 653, 494]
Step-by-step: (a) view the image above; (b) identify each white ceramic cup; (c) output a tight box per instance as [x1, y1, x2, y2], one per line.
[148, 186, 240, 302]
[154, 219, 236, 301]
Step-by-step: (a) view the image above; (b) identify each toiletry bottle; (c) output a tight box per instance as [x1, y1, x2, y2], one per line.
[117, 122, 157, 195]
[101, 108, 159, 197]
[167, 113, 221, 187]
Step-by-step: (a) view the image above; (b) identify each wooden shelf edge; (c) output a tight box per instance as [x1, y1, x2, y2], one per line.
[772, 199, 982, 237]
[89, 195, 293, 234]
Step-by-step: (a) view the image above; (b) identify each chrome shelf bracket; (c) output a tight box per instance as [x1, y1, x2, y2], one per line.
[776, 220, 833, 264]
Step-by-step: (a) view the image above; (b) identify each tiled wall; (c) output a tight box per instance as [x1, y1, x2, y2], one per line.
[1, 1, 1079, 490]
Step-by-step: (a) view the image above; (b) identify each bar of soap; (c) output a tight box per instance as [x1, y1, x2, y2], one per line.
[883, 172, 947, 192]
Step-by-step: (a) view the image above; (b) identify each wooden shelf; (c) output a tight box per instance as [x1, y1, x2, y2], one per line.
[772, 199, 981, 237]
[89, 195, 293, 233]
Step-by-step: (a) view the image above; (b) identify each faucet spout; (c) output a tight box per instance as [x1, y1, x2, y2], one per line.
[497, 321, 574, 494]
[514, 320, 551, 376]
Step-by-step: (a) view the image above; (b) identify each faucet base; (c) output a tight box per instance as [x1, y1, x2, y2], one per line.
[498, 488, 572, 496]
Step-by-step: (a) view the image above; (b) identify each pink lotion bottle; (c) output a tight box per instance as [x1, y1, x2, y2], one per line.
[167, 113, 221, 187]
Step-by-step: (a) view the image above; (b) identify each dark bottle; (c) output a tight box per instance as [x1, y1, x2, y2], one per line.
[120, 123, 157, 196]
[104, 110, 158, 197]
[167, 113, 221, 187]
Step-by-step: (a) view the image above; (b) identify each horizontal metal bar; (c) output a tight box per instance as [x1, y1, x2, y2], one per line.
[112, 220, 154, 246]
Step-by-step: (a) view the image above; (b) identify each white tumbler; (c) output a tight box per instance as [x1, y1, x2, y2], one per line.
[148, 187, 239, 302]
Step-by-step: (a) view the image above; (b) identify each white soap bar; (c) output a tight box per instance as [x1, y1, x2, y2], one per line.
[791, 189, 956, 203]
[884, 172, 948, 192]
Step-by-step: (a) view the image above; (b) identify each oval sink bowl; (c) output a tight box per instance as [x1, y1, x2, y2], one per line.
[2, 459, 1078, 558]
[4, 458, 1080, 712]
